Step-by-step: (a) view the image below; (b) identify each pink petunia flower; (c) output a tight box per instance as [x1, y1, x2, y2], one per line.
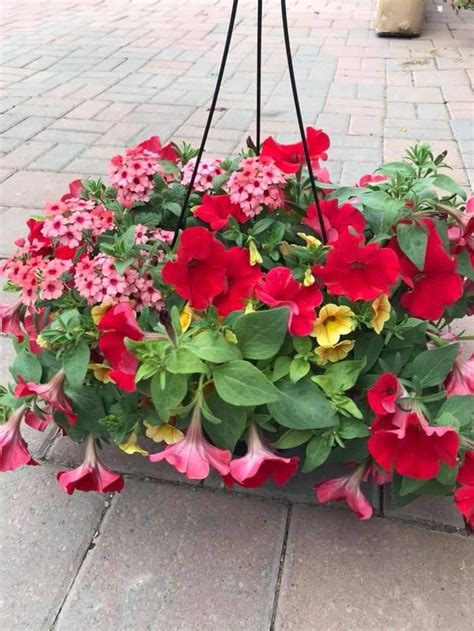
[314, 465, 373, 520]
[14, 370, 77, 425]
[57, 435, 124, 494]
[0, 299, 24, 342]
[223, 423, 299, 488]
[149, 405, 231, 480]
[445, 350, 474, 396]
[0, 405, 37, 472]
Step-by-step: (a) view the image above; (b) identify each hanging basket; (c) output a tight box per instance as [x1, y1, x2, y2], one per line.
[0, 1, 473, 530]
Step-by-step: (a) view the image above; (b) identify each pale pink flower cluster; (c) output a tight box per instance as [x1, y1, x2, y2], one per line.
[225, 156, 286, 217]
[134, 224, 149, 245]
[181, 158, 225, 192]
[0, 256, 71, 305]
[74, 254, 162, 310]
[109, 147, 162, 207]
[41, 198, 114, 249]
[151, 228, 174, 243]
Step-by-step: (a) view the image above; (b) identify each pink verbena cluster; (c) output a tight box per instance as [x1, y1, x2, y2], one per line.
[225, 155, 286, 217]
[181, 157, 225, 192]
[108, 136, 178, 207]
[41, 198, 114, 249]
[0, 255, 72, 305]
[74, 254, 162, 310]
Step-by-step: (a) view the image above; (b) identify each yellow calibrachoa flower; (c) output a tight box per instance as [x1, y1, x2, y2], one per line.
[297, 232, 322, 249]
[91, 301, 113, 325]
[312, 304, 355, 347]
[303, 267, 315, 287]
[248, 240, 263, 266]
[89, 363, 113, 384]
[118, 433, 149, 456]
[370, 293, 391, 334]
[315, 340, 355, 365]
[179, 303, 193, 332]
[144, 421, 184, 445]
[35, 335, 50, 349]
[244, 302, 256, 314]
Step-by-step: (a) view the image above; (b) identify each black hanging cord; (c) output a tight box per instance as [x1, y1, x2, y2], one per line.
[280, 0, 327, 244]
[256, 0, 263, 154]
[172, 0, 239, 247]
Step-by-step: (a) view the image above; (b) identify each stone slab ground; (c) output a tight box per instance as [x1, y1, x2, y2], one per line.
[0, 0, 473, 629]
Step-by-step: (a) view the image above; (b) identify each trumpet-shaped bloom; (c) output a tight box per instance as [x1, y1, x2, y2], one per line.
[314, 465, 373, 520]
[212, 247, 263, 316]
[370, 293, 391, 334]
[314, 232, 400, 302]
[314, 340, 355, 365]
[161, 227, 227, 309]
[194, 194, 248, 230]
[15, 370, 77, 425]
[0, 299, 24, 342]
[367, 373, 402, 415]
[57, 436, 124, 494]
[149, 406, 231, 480]
[454, 450, 474, 531]
[444, 350, 474, 396]
[0, 405, 36, 472]
[260, 127, 330, 174]
[223, 424, 299, 489]
[255, 267, 322, 336]
[312, 304, 355, 347]
[302, 199, 365, 243]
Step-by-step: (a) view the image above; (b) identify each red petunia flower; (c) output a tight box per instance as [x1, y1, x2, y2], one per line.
[367, 373, 402, 415]
[223, 423, 299, 489]
[314, 465, 373, 520]
[150, 405, 231, 480]
[194, 194, 248, 230]
[0, 405, 37, 472]
[97, 302, 144, 392]
[0, 299, 24, 342]
[212, 247, 263, 316]
[15, 370, 77, 425]
[368, 408, 459, 479]
[24, 410, 53, 432]
[260, 127, 330, 174]
[314, 232, 400, 301]
[390, 219, 463, 320]
[162, 227, 227, 310]
[357, 174, 388, 187]
[255, 267, 322, 336]
[302, 199, 366, 243]
[61, 178, 85, 202]
[137, 135, 178, 163]
[454, 450, 474, 532]
[57, 435, 124, 494]
[445, 350, 474, 396]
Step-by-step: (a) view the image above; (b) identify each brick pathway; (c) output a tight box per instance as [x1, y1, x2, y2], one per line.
[0, 0, 473, 629]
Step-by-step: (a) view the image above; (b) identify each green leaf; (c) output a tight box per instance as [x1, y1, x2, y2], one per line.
[212, 360, 281, 406]
[150, 372, 187, 421]
[338, 417, 370, 439]
[436, 395, 474, 429]
[188, 330, 241, 363]
[67, 386, 106, 427]
[361, 191, 404, 234]
[457, 249, 474, 281]
[268, 377, 337, 430]
[396, 221, 428, 270]
[376, 161, 416, 178]
[233, 308, 289, 360]
[289, 357, 310, 383]
[403, 343, 459, 388]
[63, 341, 90, 388]
[167, 348, 207, 374]
[11, 350, 42, 382]
[202, 392, 247, 451]
[312, 359, 366, 395]
[272, 356, 292, 382]
[433, 174, 467, 200]
[272, 429, 314, 449]
[400, 476, 428, 496]
[302, 434, 334, 472]
[333, 394, 364, 420]
[354, 333, 384, 372]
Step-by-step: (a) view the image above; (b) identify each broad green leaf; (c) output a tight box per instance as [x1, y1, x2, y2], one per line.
[433, 174, 467, 200]
[188, 330, 241, 363]
[202, 392, 247, 451]
[212, 360, 281, 406]
[332, 394, 363, 420]
[233, 308, 289, 360]
[302, 434, 334, 472]
[272, 356, 292, 382]
[376, 161, 416, 178]
[457, 249, 474, 281]
[403, 343, 459, 388]
[63, 341, 90, 388]
[338, 417, 370, 439]
[268, 377, 337, 430]
[312, 359, 366, 395]
[436, 395, 474, 429]
[361, 191, 404, 234]
[67, 386, 106, 427]
[400, 476, 428, 496]
[289, 357, 310, 383]
[151, 372, 187, 421]
[354, 333, 384, 373]
[167, 348, 207, 374]
[396, 221, 428, 270]
[11, 350, 42, 382]
[272, 429, 314, 449]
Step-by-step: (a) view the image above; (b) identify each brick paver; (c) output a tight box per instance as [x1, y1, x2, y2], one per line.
[0, 1, 473, 629]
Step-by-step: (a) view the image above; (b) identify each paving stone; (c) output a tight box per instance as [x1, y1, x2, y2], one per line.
[29, 143, 87, 170]
[275, 507, 474, 631]
[2, 116, 55, 140]
[54, 479, 287, 631]
[0, 205, 38, 256]
[0, 140, 53, 169]
[0, 170, 83, 208]
[0, 465, 107, 631]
